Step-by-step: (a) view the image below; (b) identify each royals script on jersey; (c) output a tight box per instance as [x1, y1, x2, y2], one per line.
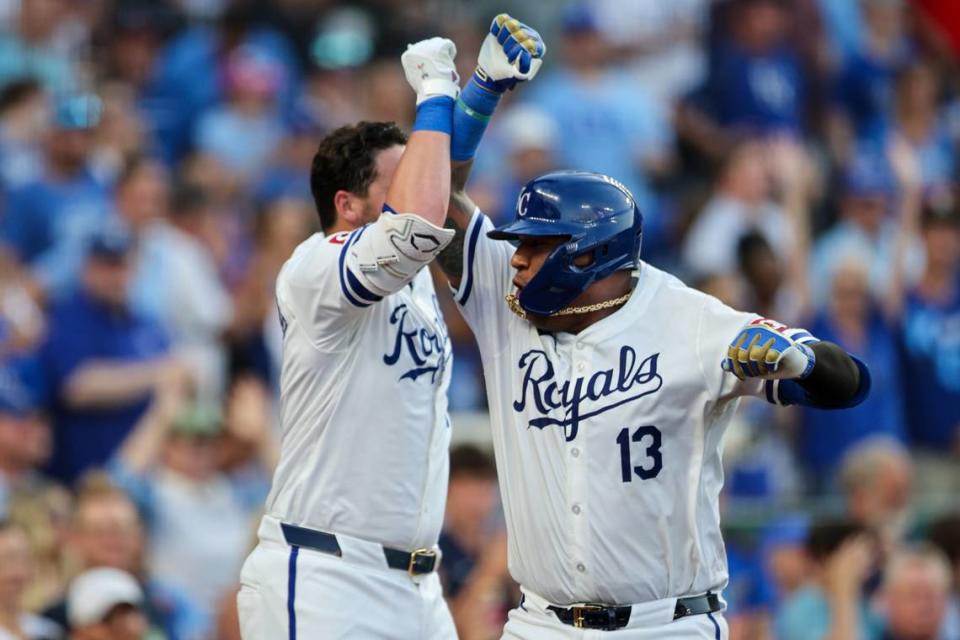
[452, 209, 789, 606]
[266, 222, 452, 551]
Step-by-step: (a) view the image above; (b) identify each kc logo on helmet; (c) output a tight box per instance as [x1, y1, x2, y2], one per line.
[517, 190, 531, 216]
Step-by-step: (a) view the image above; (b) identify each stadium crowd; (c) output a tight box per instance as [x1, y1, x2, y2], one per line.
[0, 0, 957, 638]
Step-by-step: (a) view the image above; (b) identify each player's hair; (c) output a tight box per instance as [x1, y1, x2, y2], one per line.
[449, 444, 497, 480]
[309, 121, 407, 231]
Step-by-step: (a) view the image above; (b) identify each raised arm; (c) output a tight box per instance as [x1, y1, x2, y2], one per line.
[435, 14, 546, 288]
[387, 37, 460, 227]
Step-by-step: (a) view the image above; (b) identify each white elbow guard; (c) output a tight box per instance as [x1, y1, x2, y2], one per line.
[347, 213, 455, 294]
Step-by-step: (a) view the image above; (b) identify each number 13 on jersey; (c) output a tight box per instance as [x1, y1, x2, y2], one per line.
[616, 425, 663, 482]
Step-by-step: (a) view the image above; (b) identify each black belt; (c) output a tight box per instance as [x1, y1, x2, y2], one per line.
[543, 592, 722, 631]
[280, 523, 439, 576]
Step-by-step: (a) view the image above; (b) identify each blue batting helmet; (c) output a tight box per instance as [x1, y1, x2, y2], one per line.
[487, 170, 643, 315]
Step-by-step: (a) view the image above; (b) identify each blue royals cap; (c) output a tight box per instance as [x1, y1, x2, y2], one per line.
[53, 93, 103, 130]
[561, 2, 599, 34]
[87, 222, 135, 261]
[759, 514, 810, 552]
[0, 366, 37, 418]
[842, 152, 895, 199]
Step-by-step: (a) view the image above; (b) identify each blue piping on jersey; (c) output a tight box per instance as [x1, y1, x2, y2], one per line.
[457, 211, 484, 306]
[338, 228, 371, 308]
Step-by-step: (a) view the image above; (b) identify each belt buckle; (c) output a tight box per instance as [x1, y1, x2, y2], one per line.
[407, 548, 437, 576]
[571, 604, 605, 629]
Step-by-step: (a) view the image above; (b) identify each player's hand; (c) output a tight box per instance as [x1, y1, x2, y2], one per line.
[721, 319, 816, 381]
[401, 37, 460, 105]
[476, 14, 545, 92]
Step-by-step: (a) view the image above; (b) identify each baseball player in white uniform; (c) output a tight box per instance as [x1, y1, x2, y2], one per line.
[435, 15, 870, 639]
[237, 36, 488, 640]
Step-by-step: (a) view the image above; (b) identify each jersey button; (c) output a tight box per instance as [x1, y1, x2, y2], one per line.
[570, 447, 580, 458]
[576, 563, 586, 573]
[576, 341, 585, 350]
[576, 362, 586, 373]
[571, 504, 581, 515]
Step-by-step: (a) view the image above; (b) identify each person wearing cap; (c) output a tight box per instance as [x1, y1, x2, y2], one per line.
[0, 93, 111, 302]
[36, 222, 188, 485]
[811, 147, 925, 308]
[65, 567, 148, 640]
[109, 376, 274, 639]
[194, 45, 287, 181]
[40, 476, 202, 640]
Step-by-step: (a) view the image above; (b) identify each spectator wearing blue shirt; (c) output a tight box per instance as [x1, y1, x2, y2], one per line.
[0, 0, 77, 93]
[524, 4, 674, 243]
[679, 0, 806, 159]
[800, 260, 906, 476]
[38, 225, 179, 485]
[109, 379, 275, 640]
[1, 94, 111, 302]
[0, 78, 46, 194]
[195, 46, 287, 183]
[881, 62, 956, 193]
[775, 519, 884, 640]
[725, 540, 774, 639]
[144, 6, 301, 164]
[829, 0, 912, 152]
[811, 151, 924, 307]
[896, 195, 960, 452]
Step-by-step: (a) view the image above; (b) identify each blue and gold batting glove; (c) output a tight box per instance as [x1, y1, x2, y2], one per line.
[452, 14, 545, 161]
[475, 14, 545, 93]
[721, 319, 817, 380]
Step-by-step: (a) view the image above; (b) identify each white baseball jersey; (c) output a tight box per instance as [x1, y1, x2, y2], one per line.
[452, 209, 788, 606]
[265, 212, 453, 551]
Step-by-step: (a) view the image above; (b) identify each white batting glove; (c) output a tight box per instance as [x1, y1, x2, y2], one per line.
[475, 14, 545, 92]
[401, 37, 460, 105]
[721, 319, 817, 381]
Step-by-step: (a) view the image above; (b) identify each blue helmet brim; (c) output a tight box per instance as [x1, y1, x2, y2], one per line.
[487, 218, 588, 241]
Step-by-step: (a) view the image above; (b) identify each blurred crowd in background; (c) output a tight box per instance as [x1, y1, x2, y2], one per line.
[0, 0, 957, 638]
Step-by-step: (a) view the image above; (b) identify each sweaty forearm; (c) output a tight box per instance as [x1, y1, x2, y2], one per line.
[796, 342, 861, 408]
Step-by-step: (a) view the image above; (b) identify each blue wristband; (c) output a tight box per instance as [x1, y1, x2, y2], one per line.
[412, 96, 454, 135]
[451, 72, 503, 161]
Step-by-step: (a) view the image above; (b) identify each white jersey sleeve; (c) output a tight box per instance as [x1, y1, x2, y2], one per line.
[448, 208, 516, 355]
[347, 210, 455, 297]
[276, 213, 454, 351]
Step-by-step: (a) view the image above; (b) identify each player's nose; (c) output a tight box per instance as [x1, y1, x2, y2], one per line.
[510, 247, 529, 271]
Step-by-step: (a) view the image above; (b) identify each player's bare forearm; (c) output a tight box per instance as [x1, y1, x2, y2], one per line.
[436, 160, 476, 287]
[796, 342, 861, 407]
[384, 130, 451, 228]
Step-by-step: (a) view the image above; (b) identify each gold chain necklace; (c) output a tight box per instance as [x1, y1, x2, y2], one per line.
[504, 291, 633, 320]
